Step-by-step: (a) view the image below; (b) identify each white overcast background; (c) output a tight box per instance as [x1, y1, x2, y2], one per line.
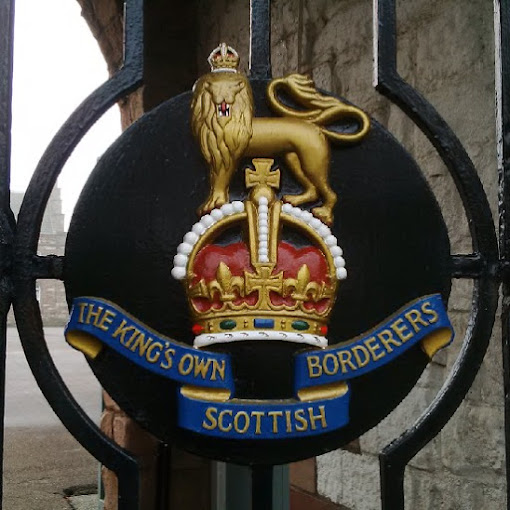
[11, 0, 121, 228]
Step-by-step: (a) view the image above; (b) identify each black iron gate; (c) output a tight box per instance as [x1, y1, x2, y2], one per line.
[0, 0, 508, 508]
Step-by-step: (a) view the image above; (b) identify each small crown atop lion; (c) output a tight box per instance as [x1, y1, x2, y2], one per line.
[207, 42, 240, 73]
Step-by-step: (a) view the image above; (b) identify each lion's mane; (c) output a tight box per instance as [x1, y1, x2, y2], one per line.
[191, 73, 254, 178]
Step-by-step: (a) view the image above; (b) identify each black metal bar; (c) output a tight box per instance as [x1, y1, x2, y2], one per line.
[374, 1, 499, 508]
[12, 1, 145, 508]
[31, 255, 64, 280]
[450, 254, 485, 279]
[249, 3, 273, 505]
[495, 1, 510, 507]
[155, 443, 171, 510]
[252, 466, 273, 510]
[123, 0, 144, 71]
[249, 0, 272, 79]
[0, 1, 15, 508]
[0, 0, 14, 206]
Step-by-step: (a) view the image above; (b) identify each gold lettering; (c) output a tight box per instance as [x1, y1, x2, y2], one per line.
[130, 332, 152, 356]
[378, 329, 401, 353]
[202, 407, 218, 430]
[337, 350, 356, 374]
[308, 405, 327, 430]
[112, 321, 138, 347]
[405, 309, 428, 332]
[251, 411, 264, 435]
[365, 337, 385, 362]
[234, 411, 250, 434]
[160, 348, 175, 369]
[218, 410, 232, 432]
[285, 410, 292, 433]
[294, 409, 308, 431]
[391, 318, 413, 342]
[323, 353, 339, 376]
[146, 342, 163, 363]
[97, 309, 116, 332]
[351, 345, 370, 368]
[211, 359, 225, 381]
[193, 355, 212, 379]
[178, 353, 194, 376]
[77, 303, 88, 323]
[421, 301, 438, 323]
[86, 305, 103, 326]
[268, 411, 283, 433]
[307, 355, 322, 378]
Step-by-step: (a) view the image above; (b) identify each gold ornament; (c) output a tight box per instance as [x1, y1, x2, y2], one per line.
[190, 43, 370, 225]
[182, 159, 340, 342]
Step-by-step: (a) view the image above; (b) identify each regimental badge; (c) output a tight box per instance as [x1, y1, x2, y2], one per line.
[64, 44, 454, 463]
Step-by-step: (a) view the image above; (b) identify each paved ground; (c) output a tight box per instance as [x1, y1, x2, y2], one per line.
[3, 327, 101, 509]
[69, 494, 98, 510]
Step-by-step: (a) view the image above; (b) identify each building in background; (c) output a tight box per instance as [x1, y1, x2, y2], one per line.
[9, 187, 68, 326]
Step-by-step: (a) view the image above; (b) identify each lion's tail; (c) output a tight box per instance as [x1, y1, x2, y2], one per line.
[266, 74, 370, 144]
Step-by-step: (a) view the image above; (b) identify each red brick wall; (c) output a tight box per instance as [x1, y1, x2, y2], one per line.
[290, 459, 347, 510]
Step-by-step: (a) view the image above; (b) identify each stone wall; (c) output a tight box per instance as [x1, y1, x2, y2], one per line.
[201, 0, 504, 508]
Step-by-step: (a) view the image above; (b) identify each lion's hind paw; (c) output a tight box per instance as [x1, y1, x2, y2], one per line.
[198, 195, 227, 217]
[311, 206, 333, 226]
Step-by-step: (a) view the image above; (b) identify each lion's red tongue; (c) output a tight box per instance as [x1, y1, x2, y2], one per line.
[218, 101, 230, 117]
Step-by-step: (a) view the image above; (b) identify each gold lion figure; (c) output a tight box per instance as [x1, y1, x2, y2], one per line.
[191, 43, 370, 225]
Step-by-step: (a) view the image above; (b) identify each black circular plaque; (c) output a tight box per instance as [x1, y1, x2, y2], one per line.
[65, 81, 450, 464]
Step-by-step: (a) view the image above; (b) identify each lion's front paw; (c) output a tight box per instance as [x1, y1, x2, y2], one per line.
[283, 190, 318, 207]
[312, 206, 333, 226]
[198, 194, 227, 216]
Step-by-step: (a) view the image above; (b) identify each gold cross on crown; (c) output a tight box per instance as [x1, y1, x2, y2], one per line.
[245, 158, 281, 192]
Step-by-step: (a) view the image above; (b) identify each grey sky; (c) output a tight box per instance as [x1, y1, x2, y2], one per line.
[11, 0, 121, 229]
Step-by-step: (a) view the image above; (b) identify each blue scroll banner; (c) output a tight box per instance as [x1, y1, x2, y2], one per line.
[65, 294, 453, 440]
[294, 294, 454, 390]
[65, 297, 234, 389]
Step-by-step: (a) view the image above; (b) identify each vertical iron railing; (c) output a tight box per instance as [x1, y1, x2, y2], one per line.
[249, 0, 271, 80]
[249, 2, 278, 508]
[0, 1, 15, 507]
[495, 1, 510, 508]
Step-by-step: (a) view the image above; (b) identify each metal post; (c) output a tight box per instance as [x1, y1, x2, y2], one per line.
[494, 1, 510, 507]
[252, 466, 274, 510]
[249, 0, 271, 80]
[0, 1, 16, 508]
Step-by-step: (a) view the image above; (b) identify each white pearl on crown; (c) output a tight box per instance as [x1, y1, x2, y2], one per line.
[171, 267, 186, 280]
[173, 254, 187, 267]
[331, 246, 343, 257]
[200, 214, 214, 227]
[220, 203, 234, 215]
[192, 223, 206, 235]
[336, 267, 347, 280]
[177, 242, 192, 255]
[184, 232, 198, 244]
[211, 209, 224, 220]
[233, 201, 245, 212]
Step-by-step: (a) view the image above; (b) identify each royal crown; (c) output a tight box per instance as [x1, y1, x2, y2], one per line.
[172, 159, 346, 348]
[207, 42, 240, 72]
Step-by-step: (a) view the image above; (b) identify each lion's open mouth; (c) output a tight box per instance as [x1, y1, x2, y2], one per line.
[217, 101, 231, 117]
